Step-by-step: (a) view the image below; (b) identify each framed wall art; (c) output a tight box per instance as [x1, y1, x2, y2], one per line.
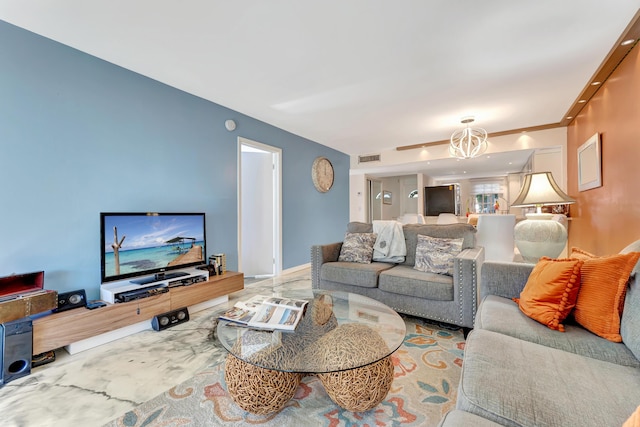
[382, 190, 392, 205]
[577, 132, 602, 192]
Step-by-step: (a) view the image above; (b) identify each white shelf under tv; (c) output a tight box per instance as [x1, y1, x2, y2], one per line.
[100, 267, 209, 303]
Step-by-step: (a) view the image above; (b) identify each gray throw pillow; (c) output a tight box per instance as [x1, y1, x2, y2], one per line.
[338, 232, 377, 264]
[414, 234, 463, 276]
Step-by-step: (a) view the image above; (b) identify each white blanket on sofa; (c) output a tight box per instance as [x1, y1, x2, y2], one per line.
[372, 220, 406, 263]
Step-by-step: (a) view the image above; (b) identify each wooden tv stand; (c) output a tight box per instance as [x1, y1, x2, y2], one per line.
[32, 271, 243, 355]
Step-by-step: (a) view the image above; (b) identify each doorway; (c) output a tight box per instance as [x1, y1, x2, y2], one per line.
[368, 179, 383, 222]
[238, 137, 282, 278]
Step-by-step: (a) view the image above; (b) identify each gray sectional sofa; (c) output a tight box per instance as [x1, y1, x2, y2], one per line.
[311, 222, 484, 328]
[440, 239, 640, 427]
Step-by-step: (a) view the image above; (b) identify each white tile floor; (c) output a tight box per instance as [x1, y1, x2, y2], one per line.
[0, 270, 312, 427]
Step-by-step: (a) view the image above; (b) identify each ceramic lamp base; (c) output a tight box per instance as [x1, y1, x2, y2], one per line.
[514, 213, 567, 263]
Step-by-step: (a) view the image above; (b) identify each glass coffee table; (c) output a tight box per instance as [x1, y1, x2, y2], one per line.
[217, 289, 406, 414]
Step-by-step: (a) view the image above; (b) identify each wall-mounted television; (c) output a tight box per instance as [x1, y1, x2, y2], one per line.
[100, 212, 206, 284]
[424, 185, 458, 216]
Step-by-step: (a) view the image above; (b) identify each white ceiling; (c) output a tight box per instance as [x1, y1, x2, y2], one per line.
[2, 1, 639, 179]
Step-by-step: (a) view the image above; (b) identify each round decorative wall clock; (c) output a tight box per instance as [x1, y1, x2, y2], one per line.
[311, 157, 334, 193]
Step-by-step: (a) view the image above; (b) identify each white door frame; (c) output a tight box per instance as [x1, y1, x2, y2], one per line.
[237, 137, 282, 277]
[367, 178, 383, 222]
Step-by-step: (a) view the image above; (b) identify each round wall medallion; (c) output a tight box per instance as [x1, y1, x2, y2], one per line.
[311, 157, 334, 193]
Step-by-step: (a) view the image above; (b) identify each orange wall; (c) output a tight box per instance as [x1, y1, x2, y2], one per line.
[567, 43, 640, 255]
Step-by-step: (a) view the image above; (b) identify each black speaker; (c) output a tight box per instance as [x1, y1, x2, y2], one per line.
[152, 307, 189, 331]
[0, 318, 33, 386]
[54, 289, 86, 312]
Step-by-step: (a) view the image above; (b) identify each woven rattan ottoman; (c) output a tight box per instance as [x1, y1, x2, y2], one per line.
[217, 290, 406, 414]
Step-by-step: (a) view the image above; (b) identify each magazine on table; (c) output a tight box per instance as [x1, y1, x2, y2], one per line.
[219, 294, 308, 331]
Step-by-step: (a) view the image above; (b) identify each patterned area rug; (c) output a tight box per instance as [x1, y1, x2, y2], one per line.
[104, 316, 464, 427]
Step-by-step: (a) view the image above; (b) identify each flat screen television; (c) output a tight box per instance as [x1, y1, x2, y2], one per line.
[100, 212, 206, 285]
[424, 185, 458, 216]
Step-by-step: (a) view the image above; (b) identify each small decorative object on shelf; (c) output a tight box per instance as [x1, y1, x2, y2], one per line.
[208, 254, 226, 274]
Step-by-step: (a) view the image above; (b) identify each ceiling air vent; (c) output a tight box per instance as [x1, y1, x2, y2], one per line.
[358, 154, 381, 163]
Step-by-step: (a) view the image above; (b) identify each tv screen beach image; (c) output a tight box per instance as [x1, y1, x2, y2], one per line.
[103, 214, 205, 279]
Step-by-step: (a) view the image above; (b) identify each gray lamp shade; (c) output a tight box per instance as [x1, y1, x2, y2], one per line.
[512, 172, 575, 208]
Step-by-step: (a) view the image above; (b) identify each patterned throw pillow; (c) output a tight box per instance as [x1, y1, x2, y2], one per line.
[338, 233, 378, 264]
[414, 234, 464, 276]
[338, 232, 378, 264]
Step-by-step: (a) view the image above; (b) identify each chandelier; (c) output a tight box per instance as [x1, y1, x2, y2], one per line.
[449, 116, 488, 159]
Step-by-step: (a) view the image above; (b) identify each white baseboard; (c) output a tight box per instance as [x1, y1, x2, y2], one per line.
[186, 295, 228, 314]
[65, 321, 152, 355]
[281, 263, 310, 276]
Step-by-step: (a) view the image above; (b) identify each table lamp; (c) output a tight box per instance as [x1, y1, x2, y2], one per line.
[511, 172, 576, 262]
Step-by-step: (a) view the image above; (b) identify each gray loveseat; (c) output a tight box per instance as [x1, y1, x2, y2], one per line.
[311, 222, 484, 328]
[440, 239, 640, 427]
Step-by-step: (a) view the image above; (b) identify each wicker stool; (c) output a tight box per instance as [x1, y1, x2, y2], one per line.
[318, 355, 394, 412]
[305, 323, 394, 411]
[224, 354, 302, 415]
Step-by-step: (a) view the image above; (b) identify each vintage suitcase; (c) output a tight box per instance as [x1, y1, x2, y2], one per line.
[0, 272, 57, 324]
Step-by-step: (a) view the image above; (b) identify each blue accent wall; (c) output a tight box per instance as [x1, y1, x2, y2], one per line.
[0, 21, 349, 299]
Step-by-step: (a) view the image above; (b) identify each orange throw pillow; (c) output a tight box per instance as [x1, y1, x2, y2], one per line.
[624, 404, 640, 427]
[513, 257, 583, 332]
[569, 246, 597, 260]
[571, 250, 640, 342]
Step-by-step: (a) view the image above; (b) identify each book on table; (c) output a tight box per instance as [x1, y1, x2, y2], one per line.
[219, 294, 308, 331]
